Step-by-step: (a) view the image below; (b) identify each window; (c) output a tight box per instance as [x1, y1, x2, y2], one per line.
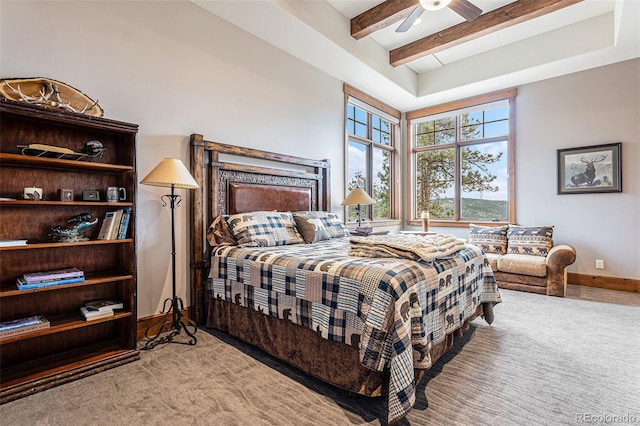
[408, 90, 516, 225]
[344, 85, 399, 224]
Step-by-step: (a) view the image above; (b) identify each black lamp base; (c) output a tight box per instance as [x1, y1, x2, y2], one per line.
[141, 189, 198, 350]
[142, 296, 198, 350]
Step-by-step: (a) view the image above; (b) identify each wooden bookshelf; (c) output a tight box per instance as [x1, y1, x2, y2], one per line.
[0, 99, 139, 403]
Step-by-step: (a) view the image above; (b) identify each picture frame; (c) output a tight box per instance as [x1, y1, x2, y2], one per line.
[23, 187, 43, 201]
[557, 142, 621, 194]
[82, 190, 100, 201]
[58, 188, 74, 201]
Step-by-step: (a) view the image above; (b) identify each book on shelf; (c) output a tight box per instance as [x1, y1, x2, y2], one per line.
[23, 267, 84, 283]
[17, 276, 85, 290]
[97, 211, 118, 240]
[0, 315, 48, 331]
[84, 299, 124, 313]
[109, 209, 123, 239]
[0, 239, 28, 247]
[0, 315, 50, 339]
[97, 209, 131, 240]
[80, 306, 115, 321]
[117, 207, 132, 239]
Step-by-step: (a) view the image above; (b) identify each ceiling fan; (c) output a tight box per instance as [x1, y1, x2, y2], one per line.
[396, 0, 483, 32]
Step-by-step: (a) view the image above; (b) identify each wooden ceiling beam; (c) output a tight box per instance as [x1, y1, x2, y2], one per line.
[351, 0, 419, 40]
[390, 0, 584, 67]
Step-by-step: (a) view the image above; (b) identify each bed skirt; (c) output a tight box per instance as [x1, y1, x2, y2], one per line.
[206, 297, 485, 398]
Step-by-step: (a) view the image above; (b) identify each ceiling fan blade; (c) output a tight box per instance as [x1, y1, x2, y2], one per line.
[448, 0, 482, 22]
[396, 4, 425, 33]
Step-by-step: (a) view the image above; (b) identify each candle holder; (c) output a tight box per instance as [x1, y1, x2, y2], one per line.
[421, 211, 430, 232]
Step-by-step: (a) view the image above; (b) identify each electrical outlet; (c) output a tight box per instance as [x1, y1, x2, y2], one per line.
[595, 259, 604, 269]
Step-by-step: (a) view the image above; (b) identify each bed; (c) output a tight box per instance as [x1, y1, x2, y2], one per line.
[188, 134, 502, 423]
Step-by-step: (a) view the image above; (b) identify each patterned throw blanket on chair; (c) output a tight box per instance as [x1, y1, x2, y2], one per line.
[349, 233, 467, 262]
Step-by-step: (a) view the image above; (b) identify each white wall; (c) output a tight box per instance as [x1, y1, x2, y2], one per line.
[0, 1, 346, 317]
[2, 1, 638, 319]
[515, 59, 639, 279]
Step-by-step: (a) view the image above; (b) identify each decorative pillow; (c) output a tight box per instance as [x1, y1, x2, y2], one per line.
[467, 224, 509, 254]
[226, 211, 304, 247]
[292, 211, 350, 243]
[206, 215, 236, 247]
[507, 225, 554, 257]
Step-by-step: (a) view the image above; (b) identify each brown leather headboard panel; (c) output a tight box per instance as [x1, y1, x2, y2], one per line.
[228, 183, 312, 214]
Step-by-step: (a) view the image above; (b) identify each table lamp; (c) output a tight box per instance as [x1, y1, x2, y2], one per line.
[341, 187, 375, 231]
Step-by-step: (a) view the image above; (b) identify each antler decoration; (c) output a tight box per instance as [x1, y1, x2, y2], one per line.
[6, 81, 99, 115]
[0, 77, 103, 117]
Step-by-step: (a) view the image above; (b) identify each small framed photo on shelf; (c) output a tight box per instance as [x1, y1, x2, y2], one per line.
[23, 187, 43, 201]
[82, 190, 100, 201]
[58, 189, 74, 201]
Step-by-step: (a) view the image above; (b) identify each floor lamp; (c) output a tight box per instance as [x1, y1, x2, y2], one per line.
[140, 158, 199, 350]
[341, 187, 375, 232]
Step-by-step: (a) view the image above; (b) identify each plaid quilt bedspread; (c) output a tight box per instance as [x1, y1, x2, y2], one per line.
[207, 237, 501, 423]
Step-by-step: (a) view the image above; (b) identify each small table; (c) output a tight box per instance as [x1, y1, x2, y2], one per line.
[399, 230, 436, 236]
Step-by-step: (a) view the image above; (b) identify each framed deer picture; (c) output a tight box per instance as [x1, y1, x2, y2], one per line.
[557, 142, 622, 194]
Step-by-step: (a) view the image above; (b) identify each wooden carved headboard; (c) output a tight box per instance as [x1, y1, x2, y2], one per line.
[189, 134, 331, 323]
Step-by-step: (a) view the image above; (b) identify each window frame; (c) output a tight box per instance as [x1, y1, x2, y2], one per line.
[344, 84, 400, 226]
[406, 89, 516, 228]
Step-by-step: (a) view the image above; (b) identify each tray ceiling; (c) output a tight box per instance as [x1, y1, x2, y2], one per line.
[192, 0, 639, 110]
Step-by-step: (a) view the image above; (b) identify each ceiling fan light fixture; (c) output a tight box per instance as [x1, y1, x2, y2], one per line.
[419, 0, 452, 11]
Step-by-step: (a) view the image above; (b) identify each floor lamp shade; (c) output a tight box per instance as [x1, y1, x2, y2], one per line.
[140, 158, 199, 189]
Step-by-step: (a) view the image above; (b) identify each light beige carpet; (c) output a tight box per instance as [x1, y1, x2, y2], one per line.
[1, 289, 639, 425]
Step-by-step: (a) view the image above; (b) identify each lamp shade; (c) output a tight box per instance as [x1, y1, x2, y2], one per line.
[140, 158, 199, 189]
[341, 187, 375, 206]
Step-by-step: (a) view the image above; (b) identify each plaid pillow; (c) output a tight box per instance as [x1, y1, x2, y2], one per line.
[293, 211, 350, 243]
[507, 225, 554, 257]
[468, 224, 509, 254]
[226, 211, 304, 247]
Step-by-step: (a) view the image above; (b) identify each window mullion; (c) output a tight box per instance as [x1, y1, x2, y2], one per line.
[368, 143, 374, 222]
[454, 145, 461, 221]
[366, 112, 373, 222]
[413, 142, 456, 153]
[459, 135, 505, 147]
[454, 116, 461, 221]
